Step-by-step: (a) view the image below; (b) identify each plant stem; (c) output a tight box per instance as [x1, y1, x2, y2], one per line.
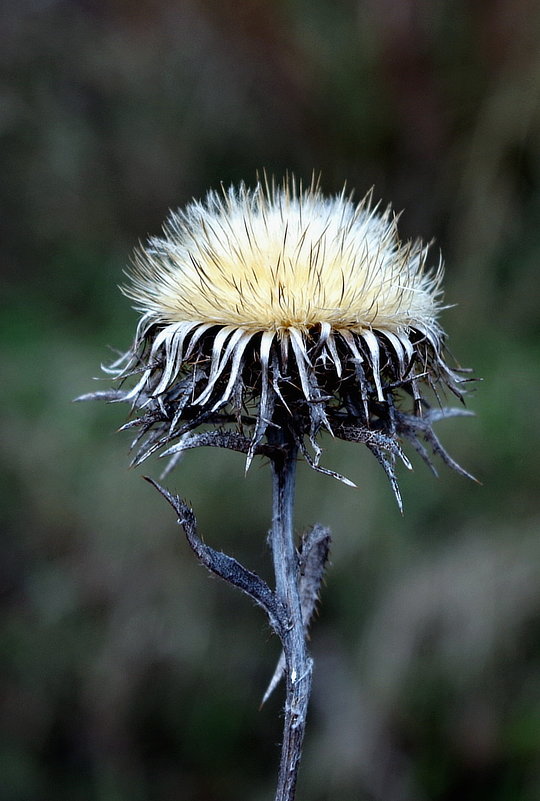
[270, 432, 313, 801]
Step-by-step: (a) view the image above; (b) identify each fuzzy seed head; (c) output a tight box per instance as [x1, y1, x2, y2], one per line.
[82, 177, 473, 505]
[128, 182, 442, 337]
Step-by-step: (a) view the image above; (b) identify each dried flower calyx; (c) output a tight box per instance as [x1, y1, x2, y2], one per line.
[83, 178, 473, 505]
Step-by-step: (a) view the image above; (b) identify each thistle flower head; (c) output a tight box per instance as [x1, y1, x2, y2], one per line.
[89, 178, 472, 507]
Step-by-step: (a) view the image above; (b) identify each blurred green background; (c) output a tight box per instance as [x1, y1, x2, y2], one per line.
[2, 2, 540, 800]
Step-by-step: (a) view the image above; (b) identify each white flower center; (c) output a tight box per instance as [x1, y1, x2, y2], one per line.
[127, 184, 442, 335]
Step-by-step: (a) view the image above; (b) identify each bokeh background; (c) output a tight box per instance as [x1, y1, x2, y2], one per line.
[2, 1, 540, 800]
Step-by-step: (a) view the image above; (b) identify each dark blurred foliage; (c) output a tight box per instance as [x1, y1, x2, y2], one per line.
[2, 1, 540, 800]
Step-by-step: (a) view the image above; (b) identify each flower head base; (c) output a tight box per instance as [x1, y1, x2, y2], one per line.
[89, 179, 473, 507]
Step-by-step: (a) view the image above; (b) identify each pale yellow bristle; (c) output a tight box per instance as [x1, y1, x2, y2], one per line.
[126, 181, 443, 336]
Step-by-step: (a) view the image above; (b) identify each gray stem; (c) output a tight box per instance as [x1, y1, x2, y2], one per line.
[270, 433, 313, 801]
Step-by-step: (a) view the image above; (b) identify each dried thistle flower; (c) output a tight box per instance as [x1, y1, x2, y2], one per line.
[93, 177, 471, 507]
[80, 177, 474, 801]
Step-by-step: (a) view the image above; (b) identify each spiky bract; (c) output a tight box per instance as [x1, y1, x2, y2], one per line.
[88, 179, 472, 506]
